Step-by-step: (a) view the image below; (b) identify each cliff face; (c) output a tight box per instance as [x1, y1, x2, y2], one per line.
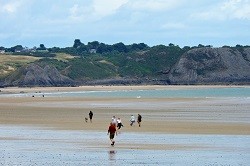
[3, 64, 74, 87]
[168, 47, 250, 84]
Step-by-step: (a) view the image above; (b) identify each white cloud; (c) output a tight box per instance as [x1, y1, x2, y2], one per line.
[0, 1, 22, 14]
[67, 0, 129, 22]
[126, 0, 184, 11]
[69, 4, 79, 17]
[191, 0, 250, 20]
[67, 0, 185, 21]
[161, 22, 187, 30]
[0, 0, 249, 48]
[233, 5, 250, 19]
[92, 0, 128, 16]
[222, 0, 250, 19]
[68, 4, 90, 21]
[220, 0, 245, 11]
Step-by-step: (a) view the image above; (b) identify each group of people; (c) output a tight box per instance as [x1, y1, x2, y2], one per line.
[111, 116, 124, 130]
[107, 116, 123, 146]
[108, 114, 142, 146]
[85, 111, 142, 146]
[129, 114, 142, 127]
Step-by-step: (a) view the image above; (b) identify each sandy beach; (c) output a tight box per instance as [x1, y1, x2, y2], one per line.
[0, 85, 249, 134]
[1, 85, 250, 165]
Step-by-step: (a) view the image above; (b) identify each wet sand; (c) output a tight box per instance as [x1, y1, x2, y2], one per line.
[1, 125, 250, 165]
[0, 86, 250, 165]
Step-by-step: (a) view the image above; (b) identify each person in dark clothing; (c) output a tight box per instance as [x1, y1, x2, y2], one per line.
[89, 111, 93, 123]
[117, 118, 124, 130]
[137, 114, 142, 127]
[107, 123, 117, 146]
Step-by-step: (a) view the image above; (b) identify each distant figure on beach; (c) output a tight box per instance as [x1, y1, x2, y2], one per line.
[107, 123, 117, 146]
[89, 111, 93, 123]
[130, 115, 135, 126]
[117, 117, 124, 130]
[137, 114, 142, 127]
[111, 116, 117, 126]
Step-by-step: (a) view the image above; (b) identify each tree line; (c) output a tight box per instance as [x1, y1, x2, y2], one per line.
[0, 39, 249, 58]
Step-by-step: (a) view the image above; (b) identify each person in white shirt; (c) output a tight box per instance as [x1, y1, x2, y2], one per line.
[111, 116, 117, 126]
[130, 115, 135, 126]
[117, 117, 123, 130]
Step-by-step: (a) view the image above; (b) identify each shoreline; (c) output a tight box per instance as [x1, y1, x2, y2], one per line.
[1, 85, 249, 94]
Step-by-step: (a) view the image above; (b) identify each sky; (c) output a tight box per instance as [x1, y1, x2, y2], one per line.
[0, 0, 249, 48]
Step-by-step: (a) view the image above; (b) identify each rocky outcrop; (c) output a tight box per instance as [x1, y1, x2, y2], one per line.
[3, 64, 74, 87]
[168, 47, 250, 84]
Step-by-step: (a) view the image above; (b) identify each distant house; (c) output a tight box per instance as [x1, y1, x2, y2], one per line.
[0, 50, 5, 54]
[13, 46, 36, 53]
[21, 47, 36, 53]
[36, 49, 49, 53]
[25, 47, 36, 52]
[15, 49, 21, 53]
[89, 49, 97, 54]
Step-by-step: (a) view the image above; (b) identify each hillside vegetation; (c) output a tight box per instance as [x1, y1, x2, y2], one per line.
[0, 42, 249, 87]
[0, 54, 40, 78]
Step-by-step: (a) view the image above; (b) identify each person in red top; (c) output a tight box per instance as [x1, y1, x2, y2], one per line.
[107, 123, 117, 146]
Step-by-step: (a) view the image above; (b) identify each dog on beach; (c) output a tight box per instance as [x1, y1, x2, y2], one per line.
[85, 117, 88, 122]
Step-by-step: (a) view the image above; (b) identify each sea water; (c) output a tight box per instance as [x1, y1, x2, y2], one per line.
[42, 87, 250, 98]
[2, 86, 250, 98]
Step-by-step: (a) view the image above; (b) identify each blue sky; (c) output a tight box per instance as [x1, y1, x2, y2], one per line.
[0, 0, 249, 48]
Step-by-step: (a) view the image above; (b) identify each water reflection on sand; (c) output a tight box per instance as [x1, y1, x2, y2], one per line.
[1, 125, 250, 165]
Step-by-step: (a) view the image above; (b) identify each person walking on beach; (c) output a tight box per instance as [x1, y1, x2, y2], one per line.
[117, 117, 124, 130]
[137, 114, 142, 127]
[111, 116, 117, 126]
[107, 123, 117, 146]
[89, 111, 93, 123]
[130, 115, 135, 126]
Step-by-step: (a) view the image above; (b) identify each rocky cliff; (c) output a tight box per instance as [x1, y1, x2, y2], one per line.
[168, 47, 250, 84]
[2, 64, 74, 87]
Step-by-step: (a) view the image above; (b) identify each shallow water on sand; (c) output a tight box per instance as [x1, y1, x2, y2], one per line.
[1, 87, 250, 98]
[1, 125, 249, 166]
